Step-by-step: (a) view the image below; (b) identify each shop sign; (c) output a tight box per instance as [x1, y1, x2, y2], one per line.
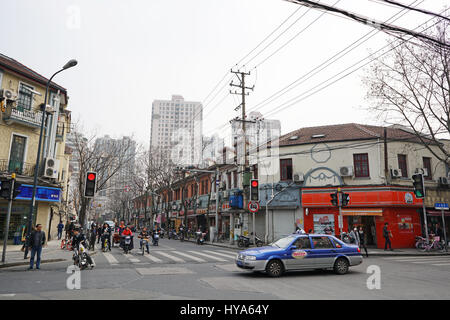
[434, 203, 449, 210]
[15, 184, 61, 202]
[404, 193, 414, 204]
[314, 214, 335, 234]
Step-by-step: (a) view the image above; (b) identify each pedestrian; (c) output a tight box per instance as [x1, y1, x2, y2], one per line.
[97, 224, 102, 244]
[28, 224, 46, 270]
[358, 226, 369, 257]
[294, 223, 306, 234]
[57, 221, 64, 240]
[349, 227, 360, 246]
[21, 226, 32, 259]
[383, 222, 393, 251]
[89, 225, 97, 251]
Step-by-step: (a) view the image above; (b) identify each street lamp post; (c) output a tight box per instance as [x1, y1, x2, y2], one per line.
[27, 60, 77, 239]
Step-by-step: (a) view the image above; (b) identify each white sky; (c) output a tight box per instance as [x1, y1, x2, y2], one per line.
[2, 0, 447, 149]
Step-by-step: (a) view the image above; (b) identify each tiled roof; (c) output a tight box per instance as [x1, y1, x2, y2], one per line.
[0, 53, 67, 93]
[279, 123, 435, 146]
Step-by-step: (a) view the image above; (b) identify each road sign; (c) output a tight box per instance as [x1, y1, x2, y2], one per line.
[435, 203, 449, 210]
[248, 201, 260, 213]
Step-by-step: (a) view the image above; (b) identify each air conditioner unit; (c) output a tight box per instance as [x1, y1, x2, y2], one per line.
[43, 158, 60, 179]
[415, 168, 429, 177]
[339, 166, 354, 177]
[293, 173, 304, 182]
[44, 105, 56, 113]
[0, 89, 16, 101]
[210, 192, 216, 200]
[223, 190, 230, 199]
[438, 177, 449, 186]
[390, 168, 402, 178]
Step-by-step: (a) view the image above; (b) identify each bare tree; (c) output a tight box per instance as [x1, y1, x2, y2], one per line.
[70, 125, 138, 226]
[364, 16, 450, 164]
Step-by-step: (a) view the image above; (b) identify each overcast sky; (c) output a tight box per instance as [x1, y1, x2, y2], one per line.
[2, 0, 447, 148]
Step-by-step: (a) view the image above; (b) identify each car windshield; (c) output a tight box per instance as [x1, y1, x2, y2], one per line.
[270, 236, 296, 248]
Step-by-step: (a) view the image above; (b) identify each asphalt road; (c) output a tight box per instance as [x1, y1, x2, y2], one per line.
[0, 237, 450, 300]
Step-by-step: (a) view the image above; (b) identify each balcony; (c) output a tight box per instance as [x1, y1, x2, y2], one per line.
[3, 105, 43, 129]
[0, 159, 35, 177]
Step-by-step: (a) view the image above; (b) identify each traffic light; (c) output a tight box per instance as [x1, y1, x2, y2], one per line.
[341, 193, 350, 206]
[330, 192, 338, 206]
[0, 179, 12, 200]
[412, 173, 425, 198]
[84, 171, 97, 198]
[250, 179, 259, 201]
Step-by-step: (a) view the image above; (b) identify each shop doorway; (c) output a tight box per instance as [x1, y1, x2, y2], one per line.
[348, 216, 377, 247]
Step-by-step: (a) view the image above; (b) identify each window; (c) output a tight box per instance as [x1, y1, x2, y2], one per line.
[423, 157, 432, 180]
[311, 236, 334, 249]
[233, 171, 238, 188]
[227, 172, 231, 189]
[280, 159, 293, 181]
[398, 154, 408, 178]
[17, 83, 34, 110]
[353, 153, 370, 178]
[9, 134, 27, 173]
[294, 237, 311, 249]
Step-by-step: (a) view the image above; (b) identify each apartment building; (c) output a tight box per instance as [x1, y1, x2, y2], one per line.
[150, 95, 202, 166]
[0, 53, 72, 243]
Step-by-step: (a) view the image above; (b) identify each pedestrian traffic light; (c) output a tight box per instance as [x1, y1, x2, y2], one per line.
[330, 192, 338, 206]
[0, 179, 11, 200]
[12, 181, 21, 199]
[412, 173, 425, 198]
[250, 179, 259, 201]
[84, 171, 97, 198]
[341, 193, 350, 206]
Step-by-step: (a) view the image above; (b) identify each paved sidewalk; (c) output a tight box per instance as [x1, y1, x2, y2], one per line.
[0, 239, 98, 269]
[184, 239, 450, 256]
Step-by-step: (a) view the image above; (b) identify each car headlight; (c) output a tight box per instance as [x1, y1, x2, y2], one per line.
[244, 255, 257, 261]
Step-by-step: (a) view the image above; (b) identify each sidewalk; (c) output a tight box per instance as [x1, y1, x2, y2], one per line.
[1, 239, 89, 269]
[184, 239, 450, 256]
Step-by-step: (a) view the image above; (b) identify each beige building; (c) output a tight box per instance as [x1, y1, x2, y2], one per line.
[0, 53, 72, 244]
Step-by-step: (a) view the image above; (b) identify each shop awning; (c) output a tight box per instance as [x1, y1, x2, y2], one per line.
[427, 210, 450, 217]
[341, 209, 383, 216]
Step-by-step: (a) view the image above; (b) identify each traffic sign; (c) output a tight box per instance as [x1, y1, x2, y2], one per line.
[248, 201, 260, 213]
[435, 203, 449, 210]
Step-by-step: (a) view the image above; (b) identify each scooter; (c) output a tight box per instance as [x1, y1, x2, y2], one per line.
[237, 233, 264, 248]
[123, 235, 132, 254]
[152, 232, 160, 246]
[196, 231, 206, 245]
[73, 241, 95, 270]
[141, 238, 149, 255]
[415, 236, 427, 250]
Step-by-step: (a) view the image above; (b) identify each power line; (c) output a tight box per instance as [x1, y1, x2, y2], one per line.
[247, 0, 422, 114]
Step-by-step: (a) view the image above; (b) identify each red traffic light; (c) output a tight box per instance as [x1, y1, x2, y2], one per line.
[87, 173, 96, 181]
[251, 180, 258, 188]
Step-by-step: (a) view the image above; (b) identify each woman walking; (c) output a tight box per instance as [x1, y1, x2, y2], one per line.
[358, 226, 369, 257]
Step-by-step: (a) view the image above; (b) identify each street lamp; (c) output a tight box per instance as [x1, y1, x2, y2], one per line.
[27, 59, 77, 239]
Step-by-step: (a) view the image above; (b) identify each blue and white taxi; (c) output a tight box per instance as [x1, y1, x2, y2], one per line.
[235, 234, 363, 277]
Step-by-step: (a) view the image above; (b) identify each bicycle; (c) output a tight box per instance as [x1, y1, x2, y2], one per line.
[217, 233, 226, 243]
[422, 236, 446, 252]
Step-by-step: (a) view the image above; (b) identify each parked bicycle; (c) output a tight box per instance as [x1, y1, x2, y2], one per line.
[422, 235, 446, 252]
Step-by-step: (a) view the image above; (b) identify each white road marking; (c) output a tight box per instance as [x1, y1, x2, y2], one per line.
[202, 250, 237, 259]
[431, 263, 450, 266]
[0, 294, 16, 297]
[411, 259, 450, 264]
[122, 253, 140, 263]
[171, 251, 206, 262]
[144, 254, 163, 263]
[103, 252, 119, 265]
[188, 251, 227, 262]
[153, 251, 186, 263]
[383, 256, 450, 260]
[136, 267, 195, 275]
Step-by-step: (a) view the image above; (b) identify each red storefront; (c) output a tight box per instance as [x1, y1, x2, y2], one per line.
[302, 186, 424, 249]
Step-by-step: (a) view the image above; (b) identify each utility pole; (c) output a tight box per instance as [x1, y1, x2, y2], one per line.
[230, 69, 254, 239]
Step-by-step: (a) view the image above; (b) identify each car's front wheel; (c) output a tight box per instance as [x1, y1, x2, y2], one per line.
[333, 257, 349, 275]
[266, 260, 284, 277]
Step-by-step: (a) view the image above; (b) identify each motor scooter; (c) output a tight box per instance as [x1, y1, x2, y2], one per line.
[152, 232, 160, 246]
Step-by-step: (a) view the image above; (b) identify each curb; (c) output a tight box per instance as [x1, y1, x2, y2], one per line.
[0, 258, 66, 269]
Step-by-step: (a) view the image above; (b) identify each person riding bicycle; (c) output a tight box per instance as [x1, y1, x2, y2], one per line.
[138, 227, 150, 253]
[101, 223, 112, 251]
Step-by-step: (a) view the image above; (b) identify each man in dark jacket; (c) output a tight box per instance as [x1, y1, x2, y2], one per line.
[57, 222, 64, 240]
[383, 222, 393, 251]
[28, 224, 46, 270]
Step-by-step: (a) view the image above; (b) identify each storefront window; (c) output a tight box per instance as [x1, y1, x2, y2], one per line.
[313, 214, 335, 235]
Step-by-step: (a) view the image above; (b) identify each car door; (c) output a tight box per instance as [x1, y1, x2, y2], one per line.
[287, 236, 314, 270]
[309, 236, 336, 268]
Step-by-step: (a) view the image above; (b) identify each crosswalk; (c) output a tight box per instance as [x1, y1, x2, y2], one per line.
[383, 256, 450, 267]
[95, 248, 238, 267]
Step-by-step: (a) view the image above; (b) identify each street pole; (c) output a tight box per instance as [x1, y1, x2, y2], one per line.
[215, 168, 219, 242]
[1, 176, 15, 263]
[421, 174, 429, 244]
[26, 59, 77, 240]
[442, 209, 448, 251]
